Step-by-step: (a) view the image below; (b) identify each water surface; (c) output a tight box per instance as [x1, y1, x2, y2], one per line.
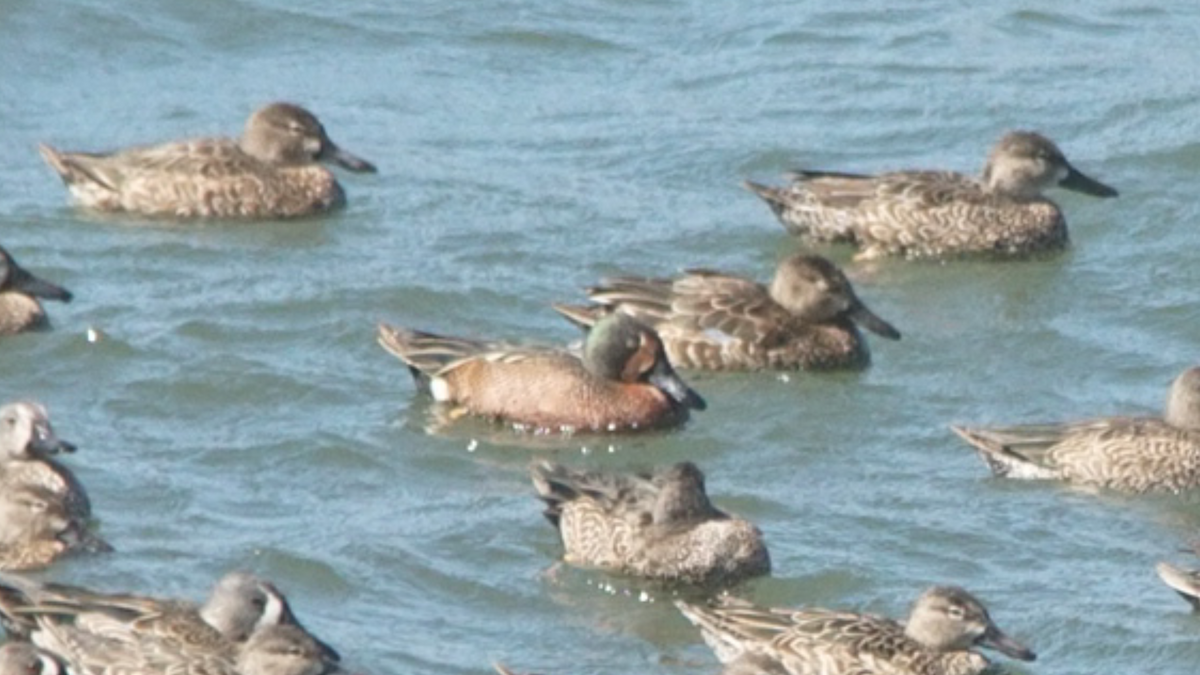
[4, 1, 1200, 674]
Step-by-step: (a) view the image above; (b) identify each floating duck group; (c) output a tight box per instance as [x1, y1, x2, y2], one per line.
[5, 101, 1198, 675]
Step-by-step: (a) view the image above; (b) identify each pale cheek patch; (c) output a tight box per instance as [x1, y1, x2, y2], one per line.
[430, 377, 453, 402]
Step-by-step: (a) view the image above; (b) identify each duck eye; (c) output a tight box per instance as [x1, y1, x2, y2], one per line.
[947, 604, 965, 620]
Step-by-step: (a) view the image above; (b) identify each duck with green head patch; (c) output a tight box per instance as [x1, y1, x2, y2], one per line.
[377, 313, 705, 433]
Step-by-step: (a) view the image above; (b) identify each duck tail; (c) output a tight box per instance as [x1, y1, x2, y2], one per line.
[38, 145, 118, 192]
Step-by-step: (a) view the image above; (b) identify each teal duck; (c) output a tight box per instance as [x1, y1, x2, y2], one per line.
[377, 313, 705, 433]
[676, 586, 1035, 675]
[0, 572, 340, 672]
[0, 247, 71, 335]
[531, 461, 769, 586]
[745, 131, 1117, 259]
[0, 401, 92, 527]
[40, 102, 376, 219]
[0, 484, 105, 571]
[553, 253, 899, 371]
[952, 366, 1200, 493]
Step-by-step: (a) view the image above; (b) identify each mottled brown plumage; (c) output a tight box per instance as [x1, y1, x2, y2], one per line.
[531, 461, 769, 586]
[0, 572, 340, 675]
[745, 131, 1117, 259]
[0, 401, 92, 531]
[40, 102, 376, 219]
[0, 485, 85, 571]
[553, 254, 899, 371]
[376, 313, 705, 432]
[0, 247, 71, 336]
[676, 586, 1035, 675]
[952, 366, 1200, 493]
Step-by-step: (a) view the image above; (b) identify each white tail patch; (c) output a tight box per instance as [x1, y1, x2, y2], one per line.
[430, 377, 452, 402]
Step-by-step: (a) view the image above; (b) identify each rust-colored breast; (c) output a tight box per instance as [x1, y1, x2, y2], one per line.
[439, 354, 683, 431]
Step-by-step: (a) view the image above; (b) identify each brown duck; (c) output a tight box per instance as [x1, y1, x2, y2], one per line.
[40, 102, 376, 219]
[745, 131, 1117, 259]
[676, 586, 1035, 675]
[952, 366, 1200, 493]
[0, 247, 71, 335]
[554, 253, 899, 371]
[377, 313, 705, 433]
[531, 460, 769, 586]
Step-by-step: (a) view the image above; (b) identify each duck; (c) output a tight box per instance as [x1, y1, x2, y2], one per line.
[376, 313, 705, 433]
[0, 484, 107, 571]
[40, 102, 376, 219]
[531, 461, 769, 586]
[676, 585, 1035, 675]
[745, 131, 1117, 259]
[0, 571, 340, 668]
[553, 253, 899, 371]
[235, 625, 344, 675]
[0, 401, 92, 526]
[951, 366, 1200, 493]
[0, 246, 72, 335]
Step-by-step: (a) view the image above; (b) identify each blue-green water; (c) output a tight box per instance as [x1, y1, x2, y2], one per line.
[4, 1, 1200, 674]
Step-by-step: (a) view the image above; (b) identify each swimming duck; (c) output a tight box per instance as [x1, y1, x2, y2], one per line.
[676, 586, 1035, 675]
[0, 571, 340, 668]
[0, 401, 92, 526]
[531, 461, 769, 586]
[553, 253, 899, 371]
[376, 313, 705, 433]
[0, 484, 106, 571]
[0, 247, 71, 335]
[745, 131, 1117, 259]
[40, 102, 376, 219]
[235, 625, 343, 675]
[952, 366, 1200, 493]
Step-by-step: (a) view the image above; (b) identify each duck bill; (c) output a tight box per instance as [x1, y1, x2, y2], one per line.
[848, 304, 901, 340]
[1059, 164, 1118, 198]
[321, 143, 377, 173]
[978, 625, 1036, 662]
[648, 360, 706, 411]
[11, 269, 73, 303]
[58, 523, 113, 554]
[29, 422, 75, 455]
